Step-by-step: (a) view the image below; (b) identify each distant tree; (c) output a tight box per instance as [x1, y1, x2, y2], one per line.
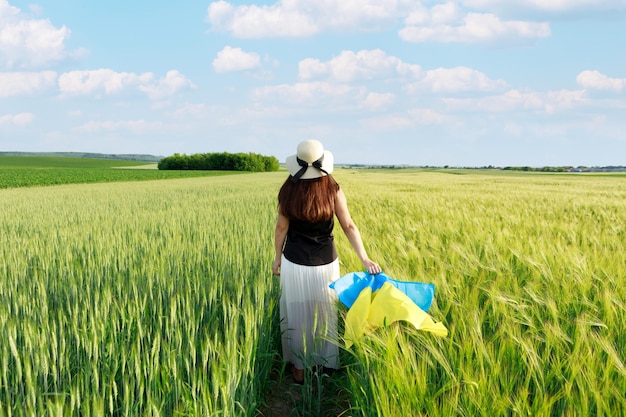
[158, 152, 280, 172]
[158, 153, 188, 170]
[263, 155, 280, 171]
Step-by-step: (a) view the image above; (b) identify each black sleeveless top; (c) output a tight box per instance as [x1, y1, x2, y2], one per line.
[283, 217, 338, 266]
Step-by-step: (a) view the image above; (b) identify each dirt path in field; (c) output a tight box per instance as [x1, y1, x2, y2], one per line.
[258, 366, 350, 417]
[259, 377, 301, 417]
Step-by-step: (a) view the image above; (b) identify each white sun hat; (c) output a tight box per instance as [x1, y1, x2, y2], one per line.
[285, 140, 334, 181]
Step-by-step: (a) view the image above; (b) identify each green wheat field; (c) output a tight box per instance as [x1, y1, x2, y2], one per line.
[1, 157, 624, 416]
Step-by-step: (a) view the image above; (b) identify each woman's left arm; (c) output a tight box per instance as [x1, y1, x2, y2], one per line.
[272, 211, 289, 275]
[335, 189, 381, 274]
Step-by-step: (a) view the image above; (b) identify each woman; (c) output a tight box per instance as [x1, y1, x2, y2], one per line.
[272, 140, 381, 384]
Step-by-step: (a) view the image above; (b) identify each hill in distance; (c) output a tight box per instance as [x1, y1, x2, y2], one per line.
[0, 151, 163, 162]
[2, 151, 624, 172]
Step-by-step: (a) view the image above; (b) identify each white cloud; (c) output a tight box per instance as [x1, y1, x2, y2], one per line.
[212, 46, 261, 73]
[443, 90, 534, 112]
[206, 0, 573, 45]
[0, 112, 35, 126]
[207, 0, 413, 38]
[408, 108, 448, 124]
[362, 92, 395, 110]
[409, 66, 507, 93]
[299, 49, 422, 82]
[252, 81, 365, 105]
[0, 0, 74, 68]
[576, 70, 626, 92]
[361, 108, 447, 130]
[0, 71, 56, 97]
[404, 2, 463, 26]
[138, 70, 196, 100]
[461, 0, 626, 14]
[58, 69, 193, 99]
[443, 88, 587, 113]
[400, 11, 551, 43]
[207, 0, 318, 38]
[298, 58, 327, 80]
[206, 1, 556, 44]
[170, 103, 211, 119]
[361, 115, 414, 130]
[58, 69, 151, 95]
[251, 50, 511, 112]
[543, 89, 588, 112]
[73, 119, 167, 134]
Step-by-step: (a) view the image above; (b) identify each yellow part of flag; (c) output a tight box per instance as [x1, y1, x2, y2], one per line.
[345, 282, 448, 348]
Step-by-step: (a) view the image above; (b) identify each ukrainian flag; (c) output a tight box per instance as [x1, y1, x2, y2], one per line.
[330, 272, 448, 347]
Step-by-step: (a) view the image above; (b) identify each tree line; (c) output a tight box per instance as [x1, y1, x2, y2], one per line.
[157, 152, 279, 172]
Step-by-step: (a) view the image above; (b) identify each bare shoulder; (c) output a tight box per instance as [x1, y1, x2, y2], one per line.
[334, 187, 351, 222]
[335, 187, 347, 206]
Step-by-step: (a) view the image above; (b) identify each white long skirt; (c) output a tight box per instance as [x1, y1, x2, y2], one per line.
[280, 255, 340, 370]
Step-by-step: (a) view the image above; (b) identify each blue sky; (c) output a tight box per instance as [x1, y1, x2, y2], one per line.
[1, 0, 625, 167]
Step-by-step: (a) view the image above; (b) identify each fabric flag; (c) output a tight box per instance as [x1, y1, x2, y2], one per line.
[343, 282, 448, 348]
[329, 271, 435, 312]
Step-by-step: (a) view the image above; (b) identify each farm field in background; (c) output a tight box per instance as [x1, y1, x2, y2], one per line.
[1, 163, 625, 416]
[0, 156, 237, 188]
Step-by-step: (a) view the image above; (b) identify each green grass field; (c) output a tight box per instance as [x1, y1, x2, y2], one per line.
[0, 156, 238, 188]
[339, 170, 626, 416]
[0, 157, 624, 416]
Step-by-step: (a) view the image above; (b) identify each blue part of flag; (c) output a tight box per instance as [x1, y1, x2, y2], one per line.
[329, 271, 435, 312]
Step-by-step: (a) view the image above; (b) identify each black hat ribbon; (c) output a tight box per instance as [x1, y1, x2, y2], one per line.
[291, 154, 328, 182]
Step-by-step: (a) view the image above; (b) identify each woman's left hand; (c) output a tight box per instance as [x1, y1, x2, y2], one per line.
[362, 259, 382, 275]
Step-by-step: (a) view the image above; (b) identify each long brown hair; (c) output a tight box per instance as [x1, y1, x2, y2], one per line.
[278, 175, 340, 222]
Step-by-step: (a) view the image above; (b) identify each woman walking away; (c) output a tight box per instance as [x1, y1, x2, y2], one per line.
[272, 140, 381, 384]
